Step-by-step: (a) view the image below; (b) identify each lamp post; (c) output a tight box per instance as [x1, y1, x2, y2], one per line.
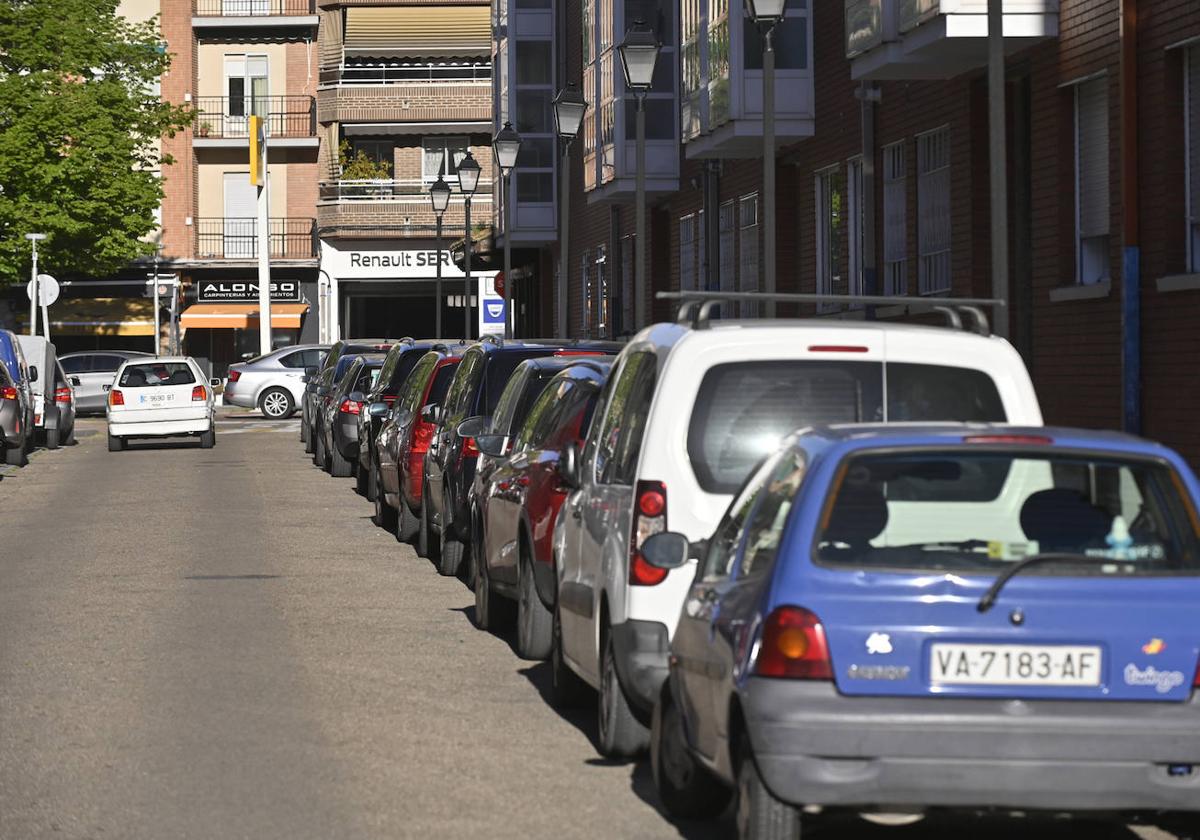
[493, 121, 522, 339]
[456, 150, 482, 340]
[553, 83, 588, 339]
[429, 175, 452, 338]
[745, 0, 786, 318]
[152, 243, 163, 357]
[619, 20, 660, 333]
[24, 233, 46, 337]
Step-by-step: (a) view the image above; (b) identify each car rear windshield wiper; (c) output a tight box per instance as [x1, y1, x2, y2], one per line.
[977, 553, 1129, 613]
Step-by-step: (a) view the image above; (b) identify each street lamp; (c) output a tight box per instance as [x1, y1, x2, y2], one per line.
[456, 150, 481, 340]
[619, 20, 660, 334]
[553, 84, 588, 339]
[429, 175, 452, 338]
[745, 0, 786, 318]
[24, 233, 47, 337]
[493, 121, 522, 339]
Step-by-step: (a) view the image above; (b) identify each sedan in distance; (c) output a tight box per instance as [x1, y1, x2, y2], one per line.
[59, 350, 152, 415]
[106, 358, 217, 451]
[224, 344, 328, 419]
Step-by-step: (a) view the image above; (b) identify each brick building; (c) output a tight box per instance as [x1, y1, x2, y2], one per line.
[505, 0, 1200, 464]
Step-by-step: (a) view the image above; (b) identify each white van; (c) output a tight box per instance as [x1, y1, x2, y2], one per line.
[15, 335, 57, 447]
[550, 301, 1044, 758]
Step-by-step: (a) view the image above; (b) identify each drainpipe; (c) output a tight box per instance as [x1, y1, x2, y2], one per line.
[858, 82, 880, 316]
[1120, 0, 1141, 434]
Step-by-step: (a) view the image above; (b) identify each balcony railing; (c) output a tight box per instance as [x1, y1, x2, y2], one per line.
[194, 0, 314, 15]
[319, 61, 492, 87]
[318, 179, 494, 203]
[195, 218, 317, 260]
[194, 96, 316, 139]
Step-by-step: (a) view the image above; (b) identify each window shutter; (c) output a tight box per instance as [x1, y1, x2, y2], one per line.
[1076, 78, 1110, 239]
[917, 128, 951, 294]
[882, 141, 907, 296]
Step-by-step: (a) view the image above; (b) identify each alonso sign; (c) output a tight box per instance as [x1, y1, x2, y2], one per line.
[198, 280, 302, 303]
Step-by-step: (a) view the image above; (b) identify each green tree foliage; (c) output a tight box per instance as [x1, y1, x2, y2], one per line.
[0, 0, 191, 285]
[337, 140, 392, 180]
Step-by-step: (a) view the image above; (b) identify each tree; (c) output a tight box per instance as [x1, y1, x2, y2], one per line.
[0, 0, 191, 286]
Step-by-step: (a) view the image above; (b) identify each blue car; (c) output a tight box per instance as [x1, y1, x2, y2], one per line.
[643, 425, 1200, 837]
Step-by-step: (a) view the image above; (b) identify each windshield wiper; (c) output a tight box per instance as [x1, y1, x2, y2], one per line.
[976, 553, 1125, 613]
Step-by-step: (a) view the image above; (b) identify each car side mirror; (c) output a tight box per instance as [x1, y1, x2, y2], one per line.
[210, 378, 221, 388]
[456, 415, 489, 439]
[475, 434, 509, 458]
[558, 441, 581, 489]
[69, 376, 81, 387]
[368, 401, 389, 419]
[316, 385, 330, 397]
[393, 406, 413, 426]
[640, 532, 691, 570]
[420, 404, 441, 424]
[27, 366, 37, 383]
[305, 365, 318, 377]
[348, 390, 365, 404]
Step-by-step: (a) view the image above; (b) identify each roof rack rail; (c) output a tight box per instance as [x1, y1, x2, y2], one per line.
[397, 336, 416, 346]
[479, 334, 503, 347]
[656, 291, 1005, 336]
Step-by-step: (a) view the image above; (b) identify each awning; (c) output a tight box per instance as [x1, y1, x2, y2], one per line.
[343, 6, 492, 58]
[180, 303, 309, 330]
[15, 297, 155, 336]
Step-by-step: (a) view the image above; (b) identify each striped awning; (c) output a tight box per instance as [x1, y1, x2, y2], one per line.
[180, 303, 309, 330]
[15, 297, 155, 337]
[343, 6, 492, 58]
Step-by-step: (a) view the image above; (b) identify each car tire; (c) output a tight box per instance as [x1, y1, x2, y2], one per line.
[516, 546, 552, 660]
[398, 497, 420, 543]
[45, 426, 59, 450]
[300, 411, 308, 443]
[373, 462, 398, 533]
[736, 738, 802, 840]
[200, 425, 215, 449]
[418, 485, 439, 561]
[311, 422, 323, 465]
[598, 628, 650, 759]
[551, 604, 590, 709]
[259, 387, 293, 420]
[473, 540, 514, 632]
[302, 417, 314, 452]
[329, 441, 352, 477]
[438, 515, 466, 577]
[651, 686, 732, 819]
[360, 453, 375, 500]
[106, 433, 124, 453]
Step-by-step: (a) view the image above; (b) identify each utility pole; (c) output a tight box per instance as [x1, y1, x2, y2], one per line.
[25, 233, 46, 336]
[987, 0, 1009, 338]
[251, 115, 273, 355]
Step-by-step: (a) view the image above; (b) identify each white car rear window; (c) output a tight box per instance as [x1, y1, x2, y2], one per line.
[119, 363, 195, 388]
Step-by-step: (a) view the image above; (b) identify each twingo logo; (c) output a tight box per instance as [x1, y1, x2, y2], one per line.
[1123, 663, 1185, 694]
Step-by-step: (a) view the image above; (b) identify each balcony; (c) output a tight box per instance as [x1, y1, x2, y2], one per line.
[846, 0, 1059, 81]
[193, 97, 318, 149]
[316, 72, 491, 127]
[317, 179, 494, 239]
[192, 0, 317, 30]
[194, 218, 317, 263]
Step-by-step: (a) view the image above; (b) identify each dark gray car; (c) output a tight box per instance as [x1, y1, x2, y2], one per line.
[0, 361, 31, 466]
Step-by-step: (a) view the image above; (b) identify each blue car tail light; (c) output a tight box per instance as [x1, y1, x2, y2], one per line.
[753, 607, 832, 680]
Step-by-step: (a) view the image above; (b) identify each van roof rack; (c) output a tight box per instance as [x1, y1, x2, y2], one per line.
[479, 334, 504, 347]
[655, 291, 1005, 336]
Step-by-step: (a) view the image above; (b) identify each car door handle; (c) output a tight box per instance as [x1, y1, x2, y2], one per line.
[570, 505, 582, 521]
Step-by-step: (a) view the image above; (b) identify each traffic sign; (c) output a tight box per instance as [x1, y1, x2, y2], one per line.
[493, 271, 505, 297]
[249, 115, 266, 186]
[26, 274, 59, 306]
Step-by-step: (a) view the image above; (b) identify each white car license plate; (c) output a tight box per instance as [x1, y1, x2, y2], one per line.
[930, 643, 1102, 687]
[140, 393, 175, 405]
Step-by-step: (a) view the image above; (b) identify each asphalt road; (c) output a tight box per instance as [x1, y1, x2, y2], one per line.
[0, 410, 1180, 840]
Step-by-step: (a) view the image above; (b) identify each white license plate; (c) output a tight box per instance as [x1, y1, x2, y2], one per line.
[930, 643, 1102, 687]
[139, 393, 175, 405]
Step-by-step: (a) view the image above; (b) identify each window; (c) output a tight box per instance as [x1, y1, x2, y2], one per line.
[620, 235, 635, 335]
[422, 136, 468, 184]
[739, 194, 759, 316]
[1074, 78, 1110, 285]
[1186, 47, 1200, 272]
[847, 155, 864, 299]
[225, 55, 268, 122]
[279, 351, 307, 369]
[917, 127, 951, 294]
[595, 351, 657, 484]
[517, 172, 554, 203]
[581, 250, 592, 337]
[515, 40, 552, 85]
[882, 141, 907, 296]
[60, 356, 89, 374]
[119, 362, 195, 388]
[815, 166, 845, 307]
[679, 214, 697, 291]
[738, 450, 807, 579]
[594, 246, 610, 338]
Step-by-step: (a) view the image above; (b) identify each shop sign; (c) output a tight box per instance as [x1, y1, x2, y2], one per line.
[198, 279, 302, 303]
[321, 243, 484, 280]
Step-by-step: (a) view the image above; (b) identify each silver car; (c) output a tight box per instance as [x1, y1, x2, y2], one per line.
[59, 351, 153, 415]
[224, 344, 328, 419]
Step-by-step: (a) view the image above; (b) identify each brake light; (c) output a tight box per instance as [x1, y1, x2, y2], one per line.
[1, 386, 16, 400]
[463, 436, 480, 458]
[192, 385, 207, 401]
[228, 370, 241, 383]
[554, 349, 606, 357]
[964, 435, 1054, 445]
[630, 480, 668, 586]
[1194, 660, 1200, 689]
[109, 389, 124, 406]
[383, 394, 397, 406]
[54, 386, 72, 403]
[808, 345, 869, 353]
[339, 399, 361, 415]
[411, 419, 435, 454]
[754, 607, 832, 680]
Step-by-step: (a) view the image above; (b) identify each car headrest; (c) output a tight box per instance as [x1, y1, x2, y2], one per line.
[825, 482, 889, 548]
[125, 369, 146, 385]
[1020, 488, 1111, 551]
[169, 370, 191, 385]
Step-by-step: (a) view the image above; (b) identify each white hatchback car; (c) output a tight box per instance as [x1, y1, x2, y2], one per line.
[106, 357, 217, 451]
[551, 306, 1045, 758]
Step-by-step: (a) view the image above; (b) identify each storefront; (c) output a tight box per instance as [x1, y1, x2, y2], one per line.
[13, 297, 157, 354]
[319, 240, 504, 341]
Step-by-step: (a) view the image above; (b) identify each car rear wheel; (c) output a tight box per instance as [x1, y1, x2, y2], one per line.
[329, 442, 352, 477]
[551, 604, 589, 709]
[259, 387, 294, 420]
[200, 425, 215, 449]
[45, 426, 59, 450]
[651, 686, 731, 819]
[373, 461, 398, 533]
[398, 496, 420, 543]
[473, 540, 514, 632]
[736, 739, 802, 840]
[598, 628, 650, 759]
[64, 425, 76, 446]
[106, 433, 124, 453]
[359, 452, 375, 500]
[311, 422, 324, 465]
[516, 546, 552, 660]
[438, 512, 466, 577]
[418, 484, 439, 561]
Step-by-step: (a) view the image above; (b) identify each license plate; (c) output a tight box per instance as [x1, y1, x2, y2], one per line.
[930, 643, 1102, 687]
[139, 393, 175, 405]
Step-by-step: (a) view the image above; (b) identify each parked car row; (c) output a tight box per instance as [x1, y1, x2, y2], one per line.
[0, 329, 84, 466]
[301, 305, 1200, 839]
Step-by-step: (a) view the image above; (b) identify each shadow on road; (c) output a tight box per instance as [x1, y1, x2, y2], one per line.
[122, 440, 205, 451]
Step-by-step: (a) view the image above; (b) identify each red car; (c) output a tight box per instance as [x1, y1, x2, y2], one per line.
[374, 347, 465, 542]
[473, 358, 614, 659]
